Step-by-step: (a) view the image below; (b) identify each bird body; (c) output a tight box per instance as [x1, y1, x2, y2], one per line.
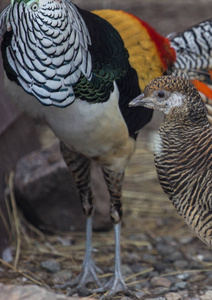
[1, 1, 144, 169]
[157, 121, 212, 246]
[130, 75, 212, 247]
[0, 1, 152, 296]
[6, 77, 134, 166]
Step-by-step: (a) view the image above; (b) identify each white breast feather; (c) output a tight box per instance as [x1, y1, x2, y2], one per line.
[154, 133, 163, 157]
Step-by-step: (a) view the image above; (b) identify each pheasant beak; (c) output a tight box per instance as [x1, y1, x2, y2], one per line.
[129, 93, 154, 109]
[129, 93, 145, 107]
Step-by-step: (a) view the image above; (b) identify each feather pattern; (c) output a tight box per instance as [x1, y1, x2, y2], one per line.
[157, 107, 212, 247]
[130, 75, 212, 247]
[168, 19, 212, 83]
[0, 5, 10, 37]
[1, 0, 92, 107]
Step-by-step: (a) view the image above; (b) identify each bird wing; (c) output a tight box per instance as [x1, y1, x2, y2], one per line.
[166, 127, 212, 247]
[92, 9, 175, 92]
[71, 7, 131, 104]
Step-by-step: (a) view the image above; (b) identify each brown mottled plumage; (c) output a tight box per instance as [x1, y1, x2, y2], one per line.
[130, 75, 212, 247]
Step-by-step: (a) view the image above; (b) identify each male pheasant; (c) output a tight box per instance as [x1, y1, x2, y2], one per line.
[0, 0, 212, 297]
[130, 75, 212, 247]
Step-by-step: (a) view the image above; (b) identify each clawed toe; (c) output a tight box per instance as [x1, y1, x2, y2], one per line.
[54, 259, 102, 295]
[93, 275, 133, 298]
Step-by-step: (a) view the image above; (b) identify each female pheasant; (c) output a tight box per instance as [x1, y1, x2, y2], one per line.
[130, 75, 212, 247]
[1, 0, 212, 297]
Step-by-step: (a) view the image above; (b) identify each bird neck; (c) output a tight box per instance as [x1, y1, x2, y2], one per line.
[157, 116, 211, 156]
[162, 105, 209, 128]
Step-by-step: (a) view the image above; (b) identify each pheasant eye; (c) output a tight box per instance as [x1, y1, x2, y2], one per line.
[158, 91, 165, 98]
[30, 2, 39, 11]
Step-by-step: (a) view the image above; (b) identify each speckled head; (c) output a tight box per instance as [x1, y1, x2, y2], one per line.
[11, 0, 61, 11]
[130, 75, 207, 124]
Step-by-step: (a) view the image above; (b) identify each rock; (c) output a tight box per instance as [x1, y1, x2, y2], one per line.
[165, 292, 182, 300]
[152, 287, 170, 295]
[153, 262, 166, 273]
[189, 274, 206, 283]
[173, 260, 189, 270]
[14, 142, 112, 232]
[200, 291, 212, 300]
[0, 283, 96, 300]
[123, 252, 140, 264]
[151, 276, 172, 288]
[166, 251, 183, 263]
[2, 247, 13, 263]
[143, 254, 157, 264]
[52, 270, 72, 284]
[145, 297, 166, 300]
[178, 236, 194, 245]
[174, 281, 187, 290]
[176, 273, 191, 281]
[134, 291, 147, 298]
[156, 244, 175, 256]
[40, 260, 61, 273]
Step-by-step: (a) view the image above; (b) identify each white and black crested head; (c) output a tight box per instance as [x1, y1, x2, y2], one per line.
[130, 75, 208, 125]
[0, 0, 92, 107]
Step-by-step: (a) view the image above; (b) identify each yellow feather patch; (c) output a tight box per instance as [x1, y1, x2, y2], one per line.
[93, 9, 166, 91]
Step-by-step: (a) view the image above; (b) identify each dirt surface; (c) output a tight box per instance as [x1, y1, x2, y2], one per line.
[1, 1, 212, 300]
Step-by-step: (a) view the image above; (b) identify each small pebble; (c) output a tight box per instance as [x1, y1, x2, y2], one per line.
[200, 291, 212, 300]
[179, 236, 194, 245]
[174, 260, 189, 270]
[52, 270, 72, 284]
[131, 264, 147, 274]
[151, 276, 172, 288]
[134, 291, 147, 298]
[165, 292, 182, 300]
[169, 284, 178, 293]
[121, 264, 133, 277]
[189, 274, 206, 283]
[57, 236, 72, 246]
[175, 281, 187, 290]
[143, 254, 157, 264]
[40, 260, 61, 273]
[153, 262, 166, 273]
[176, 273, 190, 280]
[157, 244, 175, 256]
[124, 252, 139, 264]
[152, 287, 169, 295]
[166, 251, 183, 263]
[149, 271, 160, 278]
[145, 297, 165, 300]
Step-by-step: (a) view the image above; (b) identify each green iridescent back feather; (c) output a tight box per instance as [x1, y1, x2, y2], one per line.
[73, 7, 130, 103]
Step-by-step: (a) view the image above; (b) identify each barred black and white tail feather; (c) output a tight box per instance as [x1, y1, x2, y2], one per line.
[169, 19, 212, 79]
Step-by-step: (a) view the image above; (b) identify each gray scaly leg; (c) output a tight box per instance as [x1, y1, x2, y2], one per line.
[60, 142, 102, 290]
[94, 167, 132, 297]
